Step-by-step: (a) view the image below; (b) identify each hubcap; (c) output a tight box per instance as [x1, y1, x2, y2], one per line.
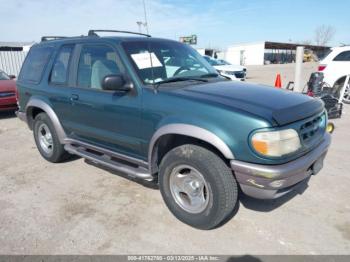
[37, 123, 53, 155]
[169, 165, 210, 214]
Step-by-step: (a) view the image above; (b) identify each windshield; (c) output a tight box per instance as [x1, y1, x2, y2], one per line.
[122, 40, 217, 84]
[219, 59, 231, 65]
[203, 56, 227, 66]
[0, 70, 10, 80]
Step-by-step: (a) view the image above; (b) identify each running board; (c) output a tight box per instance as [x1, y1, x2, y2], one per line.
[64, 144, 153, 181]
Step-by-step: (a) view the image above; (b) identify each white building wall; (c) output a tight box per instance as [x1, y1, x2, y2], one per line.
[225, 42, 265, 66]
[0, 50, 28, 76]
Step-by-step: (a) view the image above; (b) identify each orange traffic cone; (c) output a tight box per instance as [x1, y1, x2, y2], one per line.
[274, 73, 282, 88]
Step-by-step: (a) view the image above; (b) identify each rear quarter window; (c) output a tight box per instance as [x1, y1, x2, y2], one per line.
[333, 51, 350, 61]
[18, 46, 53, 84]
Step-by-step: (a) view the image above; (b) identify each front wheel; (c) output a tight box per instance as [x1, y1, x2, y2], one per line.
[159, 144, 238, 230]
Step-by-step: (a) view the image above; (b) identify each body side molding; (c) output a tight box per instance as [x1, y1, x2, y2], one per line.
[148, 124, 235, 171]
[26, 97, 68, 144]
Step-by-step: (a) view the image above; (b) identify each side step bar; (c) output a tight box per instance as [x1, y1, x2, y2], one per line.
[64, 144, 153, 181]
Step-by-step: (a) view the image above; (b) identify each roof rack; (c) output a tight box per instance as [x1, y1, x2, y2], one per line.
[88, 29, 151, 38]
[41, 36, 68, 42]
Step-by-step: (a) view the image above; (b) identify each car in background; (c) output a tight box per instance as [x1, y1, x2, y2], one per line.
[0, 70, 17, 111]
[203, 56, 247, 81]
[318, 46, 350, 104]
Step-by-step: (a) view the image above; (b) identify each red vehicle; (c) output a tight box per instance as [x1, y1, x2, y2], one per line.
[0, 70, 17, 111]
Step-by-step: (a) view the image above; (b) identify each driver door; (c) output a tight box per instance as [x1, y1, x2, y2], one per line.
[66, 43, 143, 159]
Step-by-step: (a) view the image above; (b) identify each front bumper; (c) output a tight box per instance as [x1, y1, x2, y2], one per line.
[0, 97, 17, 111]
[231, 133, 331, 199]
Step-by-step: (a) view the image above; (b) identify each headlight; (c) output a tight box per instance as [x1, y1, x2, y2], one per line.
[251, 129, 301, 157]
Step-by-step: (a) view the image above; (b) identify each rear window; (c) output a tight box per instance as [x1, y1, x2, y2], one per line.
[18, 46, 52, 83]
[333, 51, 350, 61]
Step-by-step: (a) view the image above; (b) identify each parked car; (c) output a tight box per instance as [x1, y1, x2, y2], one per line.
[16, 30, 331, 229]
[0, 70, 17, 112]
[318, 46, 350, 103]
[203, 56, 247, 81]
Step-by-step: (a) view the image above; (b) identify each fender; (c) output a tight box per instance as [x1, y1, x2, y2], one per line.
[148, 124, 235, 170]
[26, 97, 67, 144]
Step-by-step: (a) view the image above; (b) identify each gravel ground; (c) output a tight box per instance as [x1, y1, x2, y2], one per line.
[246, 62, 318, 88]
[0, 64, 349, 255]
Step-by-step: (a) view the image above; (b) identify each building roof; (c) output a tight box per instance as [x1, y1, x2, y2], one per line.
[228, 41, 330, 51]
[264, 41, 330, 50]
[0, 41, 34, 48]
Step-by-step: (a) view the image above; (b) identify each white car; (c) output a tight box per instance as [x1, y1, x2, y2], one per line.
[318, 46, 350, 103]
[203, 56, 247, 81]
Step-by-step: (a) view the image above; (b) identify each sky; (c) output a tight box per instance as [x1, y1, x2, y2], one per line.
[0, 0, 349, 49]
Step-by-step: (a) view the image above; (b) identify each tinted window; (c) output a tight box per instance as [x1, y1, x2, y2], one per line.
[77, 45, 120, 89]
[333, 51, 350, 61]
[19, 46, 52, 83]
[50, 45, 74, 84]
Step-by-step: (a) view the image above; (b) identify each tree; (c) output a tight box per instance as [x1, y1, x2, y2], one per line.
[314, 25, 336, 46]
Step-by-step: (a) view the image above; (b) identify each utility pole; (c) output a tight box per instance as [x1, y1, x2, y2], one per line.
[142, 0, 149, 34]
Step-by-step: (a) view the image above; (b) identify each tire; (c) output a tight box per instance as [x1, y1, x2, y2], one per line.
[334, 77, 350, 104]
[33, 112, 70, 163]
[159, 144, 238, 230]
[343, 83, 350, 104]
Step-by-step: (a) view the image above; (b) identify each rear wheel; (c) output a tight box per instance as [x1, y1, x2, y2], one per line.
[159, 144, 238, 230]
[33, 112, 70, 163]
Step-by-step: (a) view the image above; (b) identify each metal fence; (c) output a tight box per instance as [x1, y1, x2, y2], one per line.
[0, 50, 28, 76]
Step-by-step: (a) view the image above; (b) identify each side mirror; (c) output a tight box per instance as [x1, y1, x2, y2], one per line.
[9, 75, 16, 80]
[102, 74, 131, 92]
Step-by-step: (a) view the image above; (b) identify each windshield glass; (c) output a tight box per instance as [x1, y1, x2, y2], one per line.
[122, 40, 217, 84]
[0, 70, 10, 80]
[219, 59, 231, 65]
[203, 56, 227, 66]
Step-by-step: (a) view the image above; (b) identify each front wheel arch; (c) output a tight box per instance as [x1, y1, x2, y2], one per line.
[148, 125, 235, 175]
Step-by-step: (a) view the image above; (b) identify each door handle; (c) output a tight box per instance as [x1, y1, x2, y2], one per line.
[70, 94, 79, 101]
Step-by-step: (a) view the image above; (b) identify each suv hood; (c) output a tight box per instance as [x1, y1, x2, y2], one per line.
[214, 65, 245, 72]
[171, 81, 324, 126]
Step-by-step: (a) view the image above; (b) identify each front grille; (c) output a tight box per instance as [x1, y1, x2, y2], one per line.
[233, 71, 245, 79]
[299, 115, 323, 144]
[0, 92, 15, 98]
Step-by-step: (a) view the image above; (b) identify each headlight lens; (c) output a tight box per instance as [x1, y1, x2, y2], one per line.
[251, 129, 301, 157]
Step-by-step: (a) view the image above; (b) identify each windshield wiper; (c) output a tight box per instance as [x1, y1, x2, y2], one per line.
[155, 76, 208, 88]
[200, 73, 219, 78]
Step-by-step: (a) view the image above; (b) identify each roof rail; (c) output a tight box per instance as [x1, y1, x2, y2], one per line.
[88, 29, 151, 38]
[41, 36, 68, 42]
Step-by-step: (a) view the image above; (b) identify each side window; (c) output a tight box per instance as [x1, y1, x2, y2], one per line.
[18, 46, 52, 83]
[50, 45, 74, 84]
[333, 51, 350, 61]
[77, 45, 121, 89]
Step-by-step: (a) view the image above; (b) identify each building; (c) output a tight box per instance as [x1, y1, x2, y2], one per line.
[0, 42, 34, 76]
[224, 41, 330, 66]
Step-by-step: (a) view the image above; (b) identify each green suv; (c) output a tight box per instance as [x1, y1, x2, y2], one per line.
[16, 30, 331, 229]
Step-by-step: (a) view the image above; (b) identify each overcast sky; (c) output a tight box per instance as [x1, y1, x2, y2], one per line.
[0, 0, 349, 49]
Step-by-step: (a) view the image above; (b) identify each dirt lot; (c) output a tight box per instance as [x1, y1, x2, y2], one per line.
[1, 63, 349, 255]
[246, 62, 318, 88]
